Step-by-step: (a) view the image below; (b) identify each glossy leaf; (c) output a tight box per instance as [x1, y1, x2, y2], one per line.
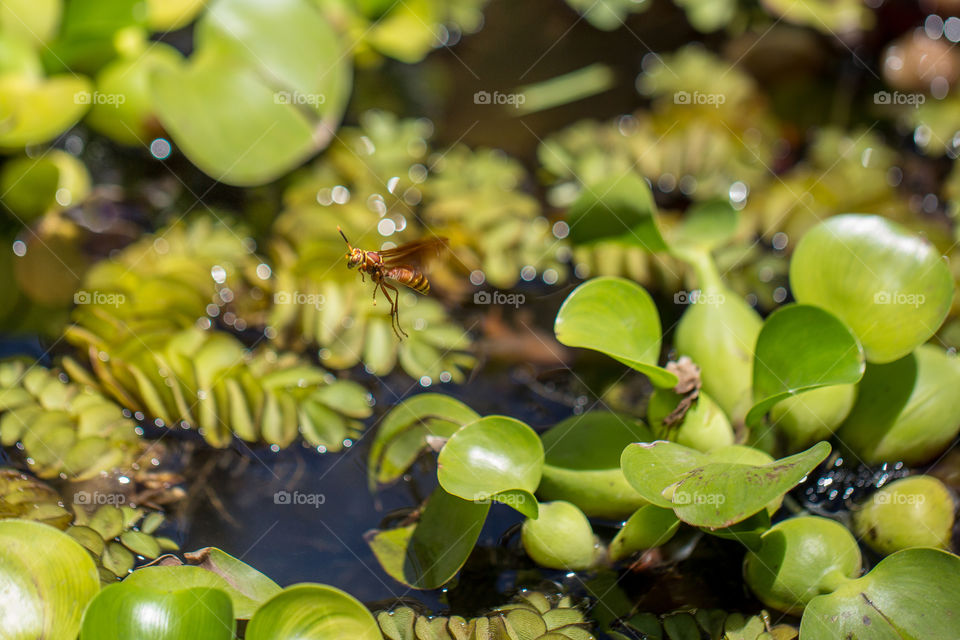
[366, 486, 489, 590]
[670, 442, 830, 528]
[670, 199, 738, 252]
[608, 505, 680, 561]
[246, 584, 380, 640]
[835, 344, 960, 464]
[368, 393, 480, 489]
[0, 74, 92, 148]
[80, 584, 235, 640]
[746, 304, 864, 426]
[790, 214, 953, 363]
[621, 442, 830, 527]
[539, 411, 653, 519]
[122, 565, 266, 619]
[566, 173, 667, 250]
[0, 520, 100, 640]
[151, 0, 351, 185]
[555, 277, 677, 387]
[801, 549, 960, 638]
[437, 415, 543, 518]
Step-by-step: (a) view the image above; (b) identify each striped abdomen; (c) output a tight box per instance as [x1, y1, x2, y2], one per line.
[387, 266, 430, 294]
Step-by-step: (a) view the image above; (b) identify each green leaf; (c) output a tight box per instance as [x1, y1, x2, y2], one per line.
[621, 442, 830, 527]
[437, 415, 543, 518]
[151, 0, 351, 186]
[122, 565, 266, 619]
[555, 277, 677, 387]
[608, 505, 680, 561]
[620, 440, 706, 509]
[746, 304, 865, 426]
[835, 344, 960, 464]
[0, 74, 92, 148]
[367, 393, 479, 489]
[670, 442, 831, 528]
[790, 214, 953, 364]
[801, 549, 960, 639]
[566, 173, 667, 250]
[669, 198, 739, 252]
[366, 486, 489, 590]
[246, 584, 380, 640]
[80, 584, 235, 640]
[180, 547, 282, 606]
[0, 520, 100, 640]
[538, 411, 653, 519]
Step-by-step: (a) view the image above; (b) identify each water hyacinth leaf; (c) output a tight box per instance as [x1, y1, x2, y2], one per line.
[670, 442, 831, 528]
[368, 393, 480, 488]
[555, 277, 677, 388]
[800, 549, 960, 639]
[122, 565, 265, 619]
[790, 215, 953, 364]
[703, 509, 771, 551]
[566, 173, 667, 250]
[151, 0, 351, 185]
[0, 0, 61, 46]
[181, 547, 282, 606]
[538, 411, 654, 519]
[608, 505, 680, 561]
[0, 520, 100, 640]
[246, 584, 380, 640]
[835, 344, 960, 465]
[151, 57, 313, 186]
[746, 304, 865, 426]
[366, 486, 489, 590]
[0, 74, 92, 149]
[437, 416, 543, 518]
[669, 199, 739, 252]
[80, 584, 235, 640]
[620, 440, 707, 509]
[0, 151, 91, 220]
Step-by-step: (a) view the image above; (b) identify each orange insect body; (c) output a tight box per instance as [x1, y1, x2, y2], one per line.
[338, 227, 443, 338]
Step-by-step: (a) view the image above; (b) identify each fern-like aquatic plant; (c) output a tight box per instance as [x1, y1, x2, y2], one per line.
[0, 469, 178, 582]
[377, 589, 593, 640]
[0, 361, 148, 481]
[61, 218, 372, 450]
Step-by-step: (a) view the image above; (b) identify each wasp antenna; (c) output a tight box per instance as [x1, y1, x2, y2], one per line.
[337, 225, 352, 248]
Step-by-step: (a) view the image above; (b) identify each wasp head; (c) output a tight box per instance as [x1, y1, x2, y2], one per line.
[346, 247, 364, 269]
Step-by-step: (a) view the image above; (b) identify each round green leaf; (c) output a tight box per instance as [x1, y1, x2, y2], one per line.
[566, 173, 667, 250]
[746, 304, 865, 426]
[539, 412, 653, 519]
[246, 584, 380, 640]
[80, 584, 235, 640]
[151, 0, 351, 186]
[608, 505, 680, 561]
[0, 520, 100, 640]
[437, 415, 543, 518]
[621, 440, 707, 508]
[537, 411, 653, 519]
[790, 214, 953, 363]
[122, 565, 265, 619]
[669, 198, 739, 252]
[835, 344, 960, 464]
[0, 74, 92, 148]
[671, 442, 831, 528]
[622, 441, 831, 527]
[368, 393, 479, 489]
[801, 549, 960, 639]
[555, 277, 677, 387]
[366, 487, 489, 589]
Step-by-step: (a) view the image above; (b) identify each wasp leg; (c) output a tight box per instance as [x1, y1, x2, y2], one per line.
[381, 281, 407, 339]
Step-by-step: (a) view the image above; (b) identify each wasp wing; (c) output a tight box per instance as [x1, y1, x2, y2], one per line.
[379, 236, 449, 270]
